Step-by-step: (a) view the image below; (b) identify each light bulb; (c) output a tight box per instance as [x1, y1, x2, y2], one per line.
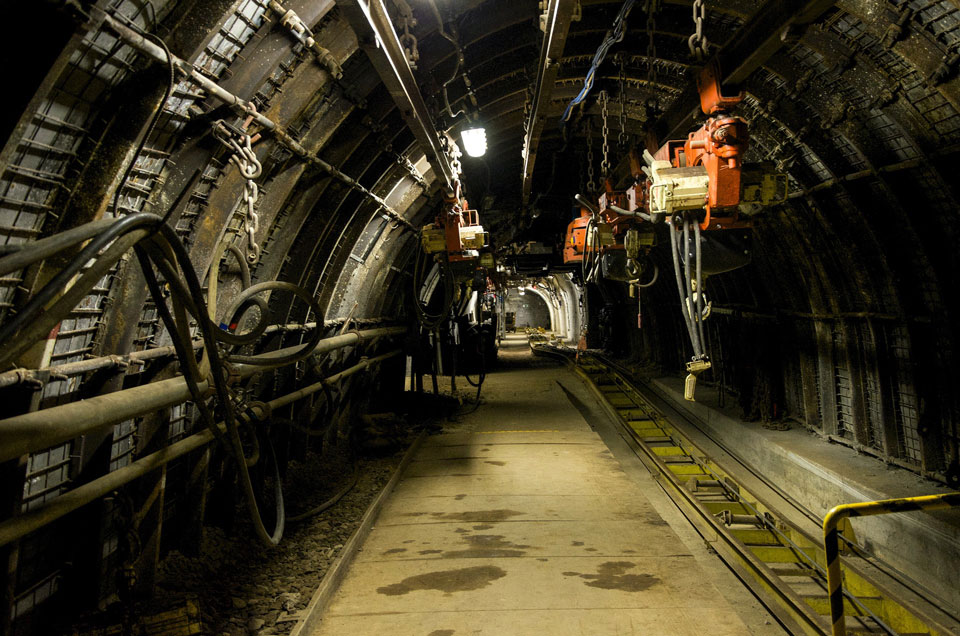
[461, 127, 487, 157]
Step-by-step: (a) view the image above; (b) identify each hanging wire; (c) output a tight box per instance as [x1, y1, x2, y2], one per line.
[561, 0, 638, 124]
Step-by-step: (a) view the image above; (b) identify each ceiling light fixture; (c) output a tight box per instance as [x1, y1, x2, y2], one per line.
[461, 126, 487, 157]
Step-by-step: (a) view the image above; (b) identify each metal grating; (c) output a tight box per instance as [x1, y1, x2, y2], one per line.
[109, 419, 137, 472]
[833, 328, 856, 440]
[887, 324, 922, 464]
[860, 325, 886, 451]
[11, 572, 60, 622]
[169, 402, 194, 442]
[21, 443, 72, 512]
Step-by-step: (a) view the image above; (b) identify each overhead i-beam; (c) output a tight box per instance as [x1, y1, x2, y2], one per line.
[521, 0, 577, 207]
[336, 0, 460, 197]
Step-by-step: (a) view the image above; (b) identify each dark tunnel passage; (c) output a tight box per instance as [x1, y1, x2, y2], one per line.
[1, 0, 960, 633]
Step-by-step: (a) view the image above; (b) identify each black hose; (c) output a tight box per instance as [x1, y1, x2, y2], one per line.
[632, 260, 659, 288]
[223, 281, 323, 366]
[111, 30, 176, 225]
[0, 213, 163, 351]
[412, 249, 454, 330]
[148, 223, 285, 546]
[286, 463, 359, 523]
[0, 218, 117, 277]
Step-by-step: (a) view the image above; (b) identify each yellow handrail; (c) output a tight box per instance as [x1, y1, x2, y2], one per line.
[822, 491, 960, 636]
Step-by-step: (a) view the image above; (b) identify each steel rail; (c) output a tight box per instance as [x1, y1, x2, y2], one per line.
[521, 0, 577, 206]
[0, 327, 406, 463]
[94, 10, 417, 231]
[823, 493, 960, 636]
[531, 341, 960, 636]
[335, 0, 459, 197]
[0, 350, 402, 548]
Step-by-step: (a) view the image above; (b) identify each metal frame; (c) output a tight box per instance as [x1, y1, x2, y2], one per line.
[335, 0, 460, 197]
[521, 0, 577, 206]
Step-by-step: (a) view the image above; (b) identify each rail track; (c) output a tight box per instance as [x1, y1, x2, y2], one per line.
[532, 339, 960, 636]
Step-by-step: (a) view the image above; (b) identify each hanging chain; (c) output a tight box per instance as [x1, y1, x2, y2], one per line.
[579, 152, 587, 194]
[600, 90, 611, 178]
[227, 133, 263, 264]
[395, 0, 420, 69]
[645, 0, 659, 84]
[688, 0, 708, 62]
[618, 55, 628, 148]
[586, 121, 596, 193]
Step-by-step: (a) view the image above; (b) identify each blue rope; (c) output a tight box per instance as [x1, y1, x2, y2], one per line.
[561, 0, 637, 124]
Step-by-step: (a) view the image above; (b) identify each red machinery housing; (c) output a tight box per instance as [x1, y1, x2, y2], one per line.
[564, 60, 785, 269]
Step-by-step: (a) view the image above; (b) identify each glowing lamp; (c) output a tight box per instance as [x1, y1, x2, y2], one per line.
[461, 127, 487, 157]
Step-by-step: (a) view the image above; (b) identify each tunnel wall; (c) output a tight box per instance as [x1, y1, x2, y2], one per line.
[504, 288, 552, 330]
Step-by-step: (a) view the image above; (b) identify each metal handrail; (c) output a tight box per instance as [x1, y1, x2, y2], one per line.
[823, 492, 960, 636]
[0, 350, 403, 548]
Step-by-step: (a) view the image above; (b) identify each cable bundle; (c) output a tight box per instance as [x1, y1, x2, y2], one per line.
[561, 0, 638, 124]
[0, 214, 330, 547]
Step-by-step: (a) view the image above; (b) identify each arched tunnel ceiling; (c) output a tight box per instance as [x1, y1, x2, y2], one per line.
[1, 0, 959, 483]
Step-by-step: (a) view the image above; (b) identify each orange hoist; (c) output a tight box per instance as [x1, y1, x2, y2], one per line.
[421, 185, 491, 265]
[564, 61, 788, 400]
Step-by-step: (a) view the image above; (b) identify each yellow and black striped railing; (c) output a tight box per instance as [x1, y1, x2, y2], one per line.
[823, 493, 960, 636]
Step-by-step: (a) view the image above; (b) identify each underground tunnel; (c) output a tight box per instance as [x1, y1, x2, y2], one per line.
[1, 0, 959, 634]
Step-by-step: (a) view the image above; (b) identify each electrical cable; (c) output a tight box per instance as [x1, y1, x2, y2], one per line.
[286, 463, 360, 523]
[0, 213, 163, 351]
[669, 216, 698, 352]
[560, 0, 637, 124]
[110, 31, 177, 225]
[412, 248, 455, 331]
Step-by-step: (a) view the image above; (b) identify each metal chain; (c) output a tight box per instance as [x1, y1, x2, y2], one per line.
[579, 152, 587, 194]
[645, 0, 659, 84]
[228, 133, 263, 263]
[618, 55, 628, 148]
[688, 0, 708, 62]
[395, 0, 419, 69]
[586, 121, 596, 192]
[600, 90, 610, 177]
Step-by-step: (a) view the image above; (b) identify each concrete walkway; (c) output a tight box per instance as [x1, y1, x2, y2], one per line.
[310, 335, 755, 635]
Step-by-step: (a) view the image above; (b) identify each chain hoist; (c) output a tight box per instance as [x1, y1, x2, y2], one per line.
[618, 55, 628, 148]
[688, 0, 708, 62]
[586, 120, 596, 192]
[600, 90, 611, 178]
[645, 0, 659, 84]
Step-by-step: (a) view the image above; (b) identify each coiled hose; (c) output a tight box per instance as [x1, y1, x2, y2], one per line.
[0, 214, 334, 547]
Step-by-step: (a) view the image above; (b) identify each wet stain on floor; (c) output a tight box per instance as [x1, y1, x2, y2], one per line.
[471, 524, 493, 530]
[484, 460, 506, 466]
[426, 509, 525, 523]
[382, 548, 407, 555]
[418, 549, 443, 555]
[428, 631, 455, 636]
[376, 565, 507, 596]
[442, 534, 533, 558]
[571, 541, 584, 546]
[562, 561, 660, 592]
[454, 494, 467, 501]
